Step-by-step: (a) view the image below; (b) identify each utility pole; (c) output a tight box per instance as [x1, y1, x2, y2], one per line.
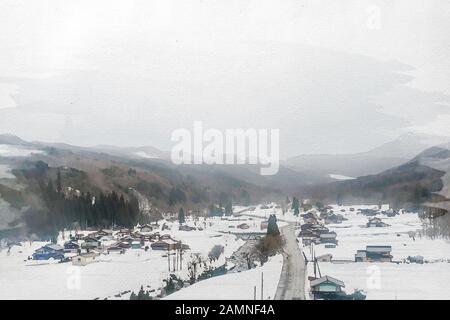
[167, 247, 170, 271]
[173, 251, 176, 272]
[254, 286, 256, 300]
[261, 272, 264, 300]
[180, 242, 183, 270]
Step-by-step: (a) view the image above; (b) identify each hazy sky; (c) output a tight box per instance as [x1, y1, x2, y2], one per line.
[0, 0, 449, 158]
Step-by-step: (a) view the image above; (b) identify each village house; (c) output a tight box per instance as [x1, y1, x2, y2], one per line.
[407, 255, 424, 264]
[179, 225, 196, 231]
[70, 233, 84, 241]
[310, 225, 330, 234]
[324, 213, 347, 224]
[32, 244, 65, 260]
[359, 209, 378, 216]
[139, 224, 153, 233]
[64, 241, 80, 252]
[107, 241, 131, 253]
[319, 232, 338, 244]
[316, 253, 333, 262]
[92, 229, 113, 239]
[151, 239, 180, 251]
[355, 245, 392, 262]
[117, 228, 131, 237]
[366, 217, 389, 228]
[131, 240, 142, 249]
[72, 252, 98, 266]
[310, 276, 345, 298]
[81, 237, 101, 250]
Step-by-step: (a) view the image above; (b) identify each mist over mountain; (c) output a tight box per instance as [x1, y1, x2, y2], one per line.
[285, 132, 449, 179]
[2, 132, 450, 237]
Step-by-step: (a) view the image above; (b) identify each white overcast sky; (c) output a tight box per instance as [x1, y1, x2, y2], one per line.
[0, 0, 449, 158]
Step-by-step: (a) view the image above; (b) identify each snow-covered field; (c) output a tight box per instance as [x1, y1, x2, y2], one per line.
[235, 203, 301, 224]
[304, 205, 450, 299]
[0, 215, 269, 300]
[165, 255, 283, 300]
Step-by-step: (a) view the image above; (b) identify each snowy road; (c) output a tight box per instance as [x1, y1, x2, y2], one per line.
[274, 224, 306, 300]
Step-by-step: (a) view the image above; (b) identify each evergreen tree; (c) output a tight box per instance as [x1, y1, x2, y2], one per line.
[225, 200, 233, 216]
[267, 214, 280, 236]
[178, 208, 186, 224]
[292, 197, 300, 214]
[56, 169, 63, 194]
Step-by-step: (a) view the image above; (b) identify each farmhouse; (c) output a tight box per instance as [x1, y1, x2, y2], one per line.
[355, 245, 392, 262]
[319, 232, 338, 244]
[366, 217, 389, 228]
[151, 239, 180, 251]
[32, 244, 65, 260]
[64, 241, 80, 252]
[81, 237, 101, 250]
[310, 276, 345, 296]
[107, 241, 131, 253]
[72, 252, 98, 266]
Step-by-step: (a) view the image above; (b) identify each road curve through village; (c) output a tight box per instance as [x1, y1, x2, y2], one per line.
[274, 224, 306, 300]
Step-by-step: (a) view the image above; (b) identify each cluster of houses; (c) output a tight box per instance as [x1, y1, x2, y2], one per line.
[359, 208, 398, 217]
[320, 211, 347, 224]
[298, 211, 338, 247]
[31, 224, 189, 266]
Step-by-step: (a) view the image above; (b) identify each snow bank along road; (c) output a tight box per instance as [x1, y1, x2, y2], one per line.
[275, 224, 306, 300]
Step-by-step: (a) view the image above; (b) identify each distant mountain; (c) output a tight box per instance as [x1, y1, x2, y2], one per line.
[0, 135, 287, 236]
[285, 133, 449, 179]
[90, 145, 170, 160]
[300, 140, 450, 211]
[0, 134, 30, 146]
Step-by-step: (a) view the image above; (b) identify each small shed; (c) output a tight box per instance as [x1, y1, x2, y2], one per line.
[237, 223, 250, 230]
[131, 241, 141, 249]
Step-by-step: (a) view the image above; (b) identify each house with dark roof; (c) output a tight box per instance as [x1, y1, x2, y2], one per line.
[366, 217, 389, 228]
[355, 245, 392, 262]
[32, 244, 65, 260]
[310, 276, 345, 295]
[319, 232, 338, 244]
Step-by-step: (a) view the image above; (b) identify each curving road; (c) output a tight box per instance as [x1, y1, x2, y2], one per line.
[274, 224, 306, 300]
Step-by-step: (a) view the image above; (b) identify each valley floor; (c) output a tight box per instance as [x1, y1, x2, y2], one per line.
[303, 205, 450, 299]
[0, 217, 256, 300]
